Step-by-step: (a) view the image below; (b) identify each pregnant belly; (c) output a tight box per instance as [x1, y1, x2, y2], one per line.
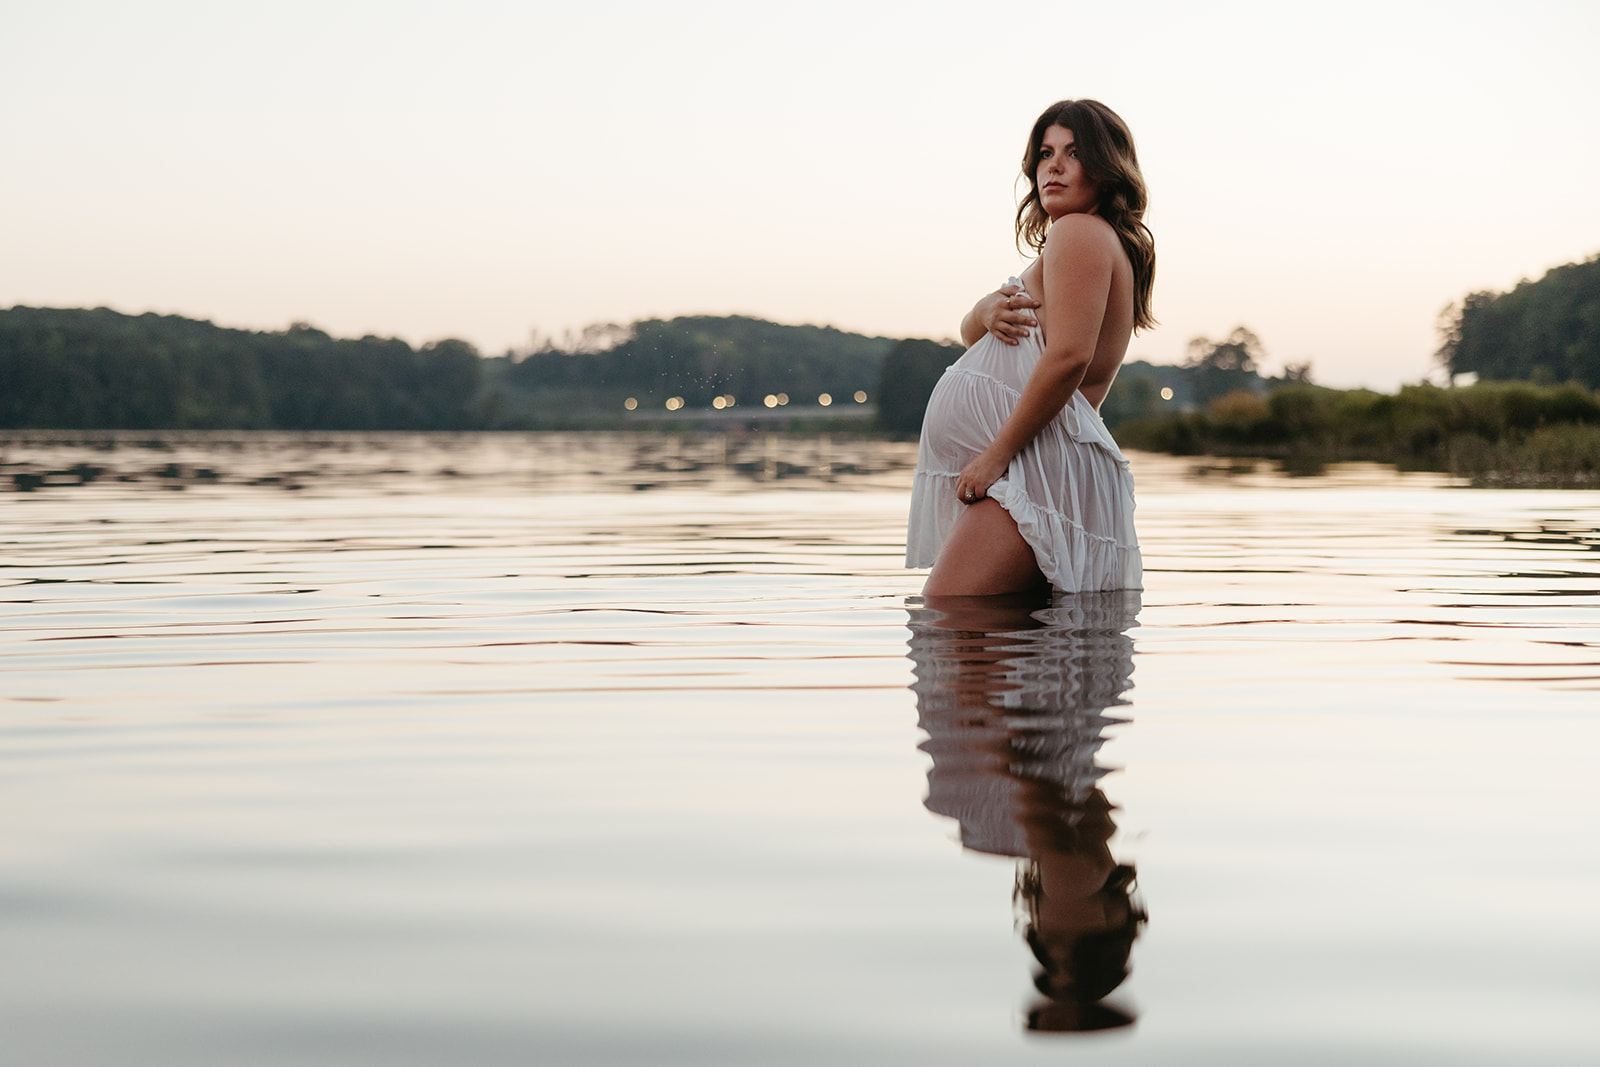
[921, 364, 1025, 465]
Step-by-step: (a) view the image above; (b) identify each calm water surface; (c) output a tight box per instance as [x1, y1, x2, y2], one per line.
[2, 432, 1597, 1065]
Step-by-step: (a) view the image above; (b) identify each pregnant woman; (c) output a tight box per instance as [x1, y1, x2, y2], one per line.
[907, 99, 1153, 596]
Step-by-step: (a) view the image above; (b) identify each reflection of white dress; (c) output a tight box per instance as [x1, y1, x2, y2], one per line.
[905, 277, 1142, 593]
[909, 592, 1140, 858]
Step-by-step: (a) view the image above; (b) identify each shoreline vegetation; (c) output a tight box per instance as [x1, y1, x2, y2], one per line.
[1113, 251, 1600, 487]
[1115, 381, 1600, 488]
[3, 252, 1597, 487]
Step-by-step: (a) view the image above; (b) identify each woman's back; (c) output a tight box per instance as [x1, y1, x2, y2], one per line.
[1017, 216, 1135, 411]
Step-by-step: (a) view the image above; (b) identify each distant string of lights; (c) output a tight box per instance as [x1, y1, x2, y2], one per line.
[622, 390, 870, 412]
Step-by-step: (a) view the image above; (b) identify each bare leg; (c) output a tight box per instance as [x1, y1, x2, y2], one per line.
[924, 499, 1050, 597]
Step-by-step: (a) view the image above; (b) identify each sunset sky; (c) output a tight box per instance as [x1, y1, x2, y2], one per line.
[6, 0, 1598, 389]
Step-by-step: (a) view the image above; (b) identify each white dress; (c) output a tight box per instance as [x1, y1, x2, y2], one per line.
[905, 277, 1142, 592]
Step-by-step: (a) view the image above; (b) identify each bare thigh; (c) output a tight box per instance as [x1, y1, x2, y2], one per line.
[923, 499, 1049, 597]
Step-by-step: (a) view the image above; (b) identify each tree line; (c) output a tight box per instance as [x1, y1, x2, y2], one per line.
[2, 304, 1291, 434]
[493, 315, 892, 428]
[5, 249, 1596, 437]
[0, 306, 898, 431]
[0, 307, 481, 430]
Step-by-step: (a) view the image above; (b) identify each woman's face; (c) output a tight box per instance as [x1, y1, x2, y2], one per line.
[1036, 124, 1098, 220]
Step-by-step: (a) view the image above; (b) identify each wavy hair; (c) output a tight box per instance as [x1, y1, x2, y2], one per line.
[1015, 99, 1156, 332]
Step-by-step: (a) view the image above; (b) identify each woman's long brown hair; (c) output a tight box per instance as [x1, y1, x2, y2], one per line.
[1015, 100, 1156, 333]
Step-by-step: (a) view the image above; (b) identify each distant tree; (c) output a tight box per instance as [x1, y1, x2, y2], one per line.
[1185, 327, 1262, 373]
[1276, 361, 1314, 386]
[1437, 253, 1600, 387]
[568, 322, 633, 353]
[1184, 327, 1266, 404]
[1099, 371, 1159, 428]
[875, 338, 963, 434]
[418, 338, 483, 428]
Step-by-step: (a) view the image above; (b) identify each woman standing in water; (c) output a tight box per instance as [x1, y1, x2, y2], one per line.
[906, 99, 1153, 596]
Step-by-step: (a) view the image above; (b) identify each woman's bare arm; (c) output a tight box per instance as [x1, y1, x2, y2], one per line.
[953, 216, 1117, 502]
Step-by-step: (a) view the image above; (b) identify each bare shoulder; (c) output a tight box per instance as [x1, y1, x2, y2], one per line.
[1042, 213, 1119, 263]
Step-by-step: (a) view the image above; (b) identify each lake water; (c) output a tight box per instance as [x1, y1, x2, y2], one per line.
[3, 431, 1597, 1065]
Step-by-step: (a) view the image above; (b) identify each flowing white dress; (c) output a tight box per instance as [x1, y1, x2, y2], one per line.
[905, 277, 1142, 592]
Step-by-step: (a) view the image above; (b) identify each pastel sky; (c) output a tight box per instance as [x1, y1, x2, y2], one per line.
[5, 0, 1598, 389]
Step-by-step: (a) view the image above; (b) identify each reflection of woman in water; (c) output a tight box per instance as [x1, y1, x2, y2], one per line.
[909, 592, 1147, 1032]
[906, 99, 1152, 596]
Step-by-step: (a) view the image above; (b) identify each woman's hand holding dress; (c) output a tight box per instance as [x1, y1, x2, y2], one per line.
[954, 449, 1010, 505]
